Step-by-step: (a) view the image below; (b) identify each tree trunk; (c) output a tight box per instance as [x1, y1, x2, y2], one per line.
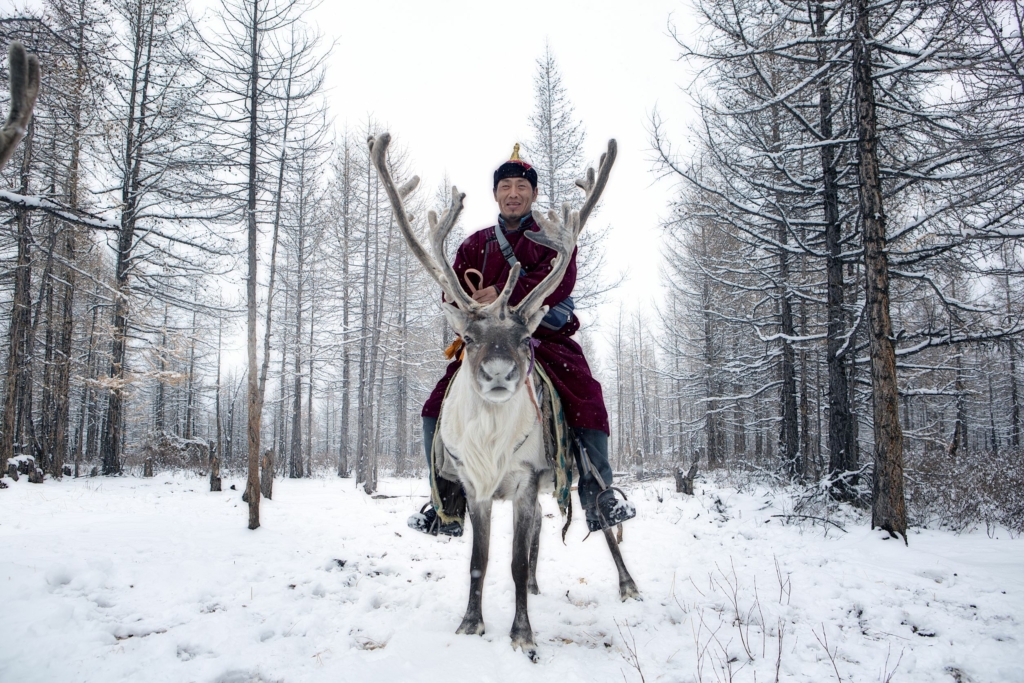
[81, 290, 101, 466]
[103, 0, 158, 475]
[955, 354, 968, 453]
[214, 314, 223, 492]
[184, 307, 197, 440]
[1006, 278, 1021, 449]
[50, 225, 76, 478]
[395, 251, 407, 475]
[306, 286, 315, 477]
[290, 215, 305, 479]
[774, 110, 799, 477]
[799, 294, 811, 478]
[817, 3, 857, 498]
[1, 122, 36, 477]
[853, 0, 907, 542]
[338, 143, 352, 477]
[244, 0, 262, 529]
[356, 157, 373, 486]
[277, 286, 289, 468]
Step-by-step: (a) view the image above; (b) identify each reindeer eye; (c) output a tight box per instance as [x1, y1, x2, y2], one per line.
[463, 336, 475, 345]
[521, 337, 531, 346]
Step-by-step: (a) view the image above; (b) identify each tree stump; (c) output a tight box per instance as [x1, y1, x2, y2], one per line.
[28, 467, 44, 484]
[674, 461, 699, 495]
[17, 458, 34, 476]
[62, 464, 72, 477]
[209, 449, 222, 492]
[7, 463, 19, 481]
[260, 450, 274, 500]
[143, 458, 154, 478]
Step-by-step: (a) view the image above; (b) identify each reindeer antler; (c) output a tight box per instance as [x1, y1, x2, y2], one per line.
[0, 42, 40, 173]
[370, 133, 527, 313]
[514, 139, 617, 317]
[368, 132, 479, 311]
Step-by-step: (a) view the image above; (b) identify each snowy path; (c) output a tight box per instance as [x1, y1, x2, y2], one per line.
[1, 473, 1021, 682]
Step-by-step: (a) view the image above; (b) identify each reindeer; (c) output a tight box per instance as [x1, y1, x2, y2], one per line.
[368, 133, 639, 660]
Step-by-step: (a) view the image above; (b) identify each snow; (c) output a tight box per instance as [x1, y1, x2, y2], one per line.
[2, 473, 1022, 682]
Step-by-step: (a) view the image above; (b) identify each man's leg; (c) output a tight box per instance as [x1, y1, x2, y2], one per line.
[423, 416, 438, 468]
[572, 427, 636, 532]
[408, 416, 463, 537]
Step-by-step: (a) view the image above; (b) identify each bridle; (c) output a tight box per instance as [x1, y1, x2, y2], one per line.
[464, 269, 544, 423]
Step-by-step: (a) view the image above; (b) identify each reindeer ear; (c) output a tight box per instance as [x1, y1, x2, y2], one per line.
[524, 306, 548, 334]
[441, 304, 469, 336]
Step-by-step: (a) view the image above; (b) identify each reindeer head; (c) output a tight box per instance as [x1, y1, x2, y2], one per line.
[438, 270, 547, 403]
[368, 133, 616, 404]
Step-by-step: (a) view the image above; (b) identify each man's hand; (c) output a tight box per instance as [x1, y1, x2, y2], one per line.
[472, 286, 498, 305]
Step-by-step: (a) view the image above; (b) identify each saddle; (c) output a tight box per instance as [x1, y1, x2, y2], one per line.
[428, 363, 574, 539]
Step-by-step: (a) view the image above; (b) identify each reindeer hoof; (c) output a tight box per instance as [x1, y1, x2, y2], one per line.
[510, 630, 538, 662]
[528, 580, 540, 595]
[456, 617, 485, 636]
[619, 579, 641, 601]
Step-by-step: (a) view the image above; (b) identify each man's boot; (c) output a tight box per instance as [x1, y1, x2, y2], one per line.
[407, 416, 464, 537]
[573, 427, 636, 532]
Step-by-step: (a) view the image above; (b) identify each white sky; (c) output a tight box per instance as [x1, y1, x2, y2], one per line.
[309, 0, 699, 348]
[2, 0, 702, 362]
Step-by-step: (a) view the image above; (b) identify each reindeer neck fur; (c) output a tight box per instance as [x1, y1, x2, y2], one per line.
[440, 371, 545, 502]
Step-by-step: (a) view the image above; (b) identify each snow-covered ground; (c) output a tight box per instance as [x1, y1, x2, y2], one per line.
[1, 472, 1021, 683]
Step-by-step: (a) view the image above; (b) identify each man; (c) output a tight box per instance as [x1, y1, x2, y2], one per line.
[409, 145, 636, 537]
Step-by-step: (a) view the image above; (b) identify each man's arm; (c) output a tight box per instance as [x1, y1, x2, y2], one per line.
[508, 243, 577, 309]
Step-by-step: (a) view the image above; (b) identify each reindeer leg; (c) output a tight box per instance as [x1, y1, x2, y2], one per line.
[527, 500, 542, 595]
[602, 527, 641, 601]
[456, 498, 491, 636]
[510, 475, 540, 660]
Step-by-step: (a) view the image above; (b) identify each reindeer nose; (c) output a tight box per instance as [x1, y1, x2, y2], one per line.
[480, 359, 518, 384]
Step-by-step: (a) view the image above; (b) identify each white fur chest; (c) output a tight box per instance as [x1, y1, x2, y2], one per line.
[439, 374, 549, 502]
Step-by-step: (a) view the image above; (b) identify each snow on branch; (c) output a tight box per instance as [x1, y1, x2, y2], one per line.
[0, 190, 119, 231]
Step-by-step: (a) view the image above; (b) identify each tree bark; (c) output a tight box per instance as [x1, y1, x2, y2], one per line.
[817, 1, 857, 497]
[306, 281, 315, 477]
[771, 107, 799, 477]
[1006, 272, 1020, 448]
[244, 0, 262, 529]
[1, 122, 36, 477]
[214, 313, 223, 492]
[338, 142, 351, 477]
[290, 217, 305, 479]
[853, 0, 907, 542]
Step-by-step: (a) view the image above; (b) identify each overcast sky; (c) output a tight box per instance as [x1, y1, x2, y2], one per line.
[307, 0, 699, 345]
[2, 0, 702, 357]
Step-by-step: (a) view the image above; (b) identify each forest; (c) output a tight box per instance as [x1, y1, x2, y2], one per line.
[1, 0, 1022, 542]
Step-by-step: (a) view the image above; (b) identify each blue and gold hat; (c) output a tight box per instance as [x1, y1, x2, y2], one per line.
[493, 143, 538, 190]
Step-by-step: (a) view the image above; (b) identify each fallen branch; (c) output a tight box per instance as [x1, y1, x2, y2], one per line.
[770, 514, 847, 532]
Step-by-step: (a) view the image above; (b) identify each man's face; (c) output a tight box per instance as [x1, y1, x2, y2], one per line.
[493, 177, 538, 221]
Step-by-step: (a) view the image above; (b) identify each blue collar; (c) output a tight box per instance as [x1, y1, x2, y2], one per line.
[498, 211, 534, 233]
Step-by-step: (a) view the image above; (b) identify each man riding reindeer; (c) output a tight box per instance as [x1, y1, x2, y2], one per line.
[408, 145, 636, 537]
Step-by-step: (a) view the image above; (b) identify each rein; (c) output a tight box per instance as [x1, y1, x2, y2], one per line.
[525, 338, 543, 424]
[443, 269, 487, 361]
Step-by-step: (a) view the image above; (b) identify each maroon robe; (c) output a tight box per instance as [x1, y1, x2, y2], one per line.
[421, 213, 610, 435]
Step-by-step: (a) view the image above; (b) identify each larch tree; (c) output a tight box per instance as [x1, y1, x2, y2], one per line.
[200, 0, 325, 527]
[525, 44, 614, 312]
